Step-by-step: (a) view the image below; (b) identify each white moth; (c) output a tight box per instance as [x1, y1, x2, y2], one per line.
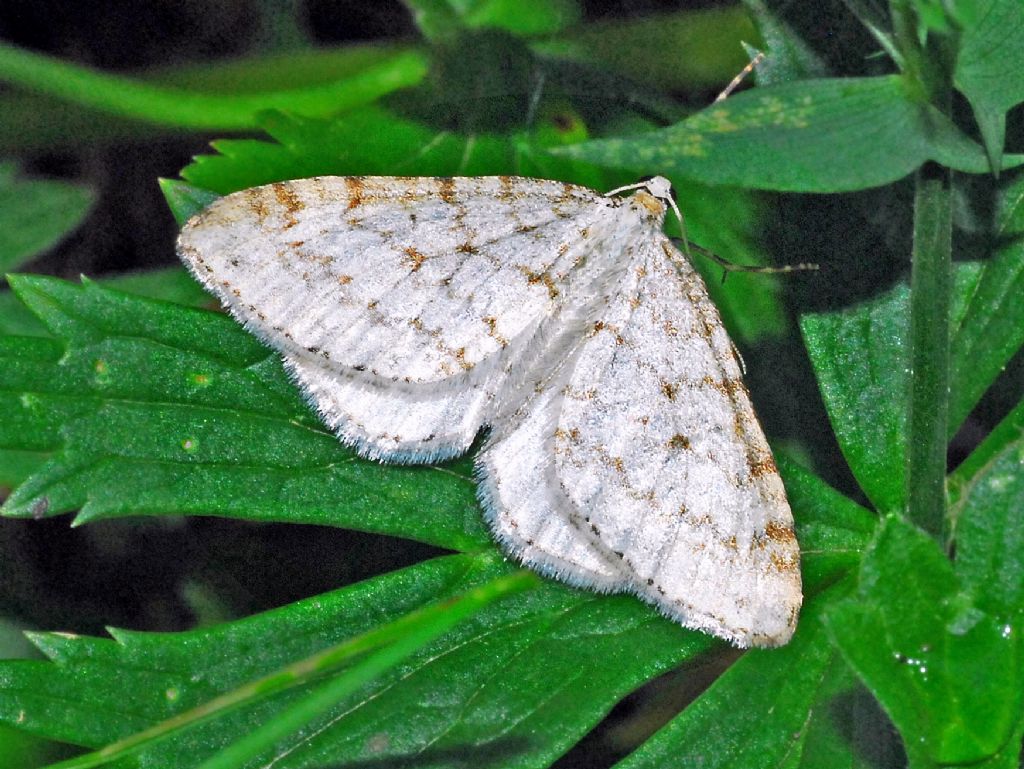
[177, 175, 802, 647]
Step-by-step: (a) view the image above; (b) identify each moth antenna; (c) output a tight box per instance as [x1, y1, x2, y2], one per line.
[715, 50, 766, 102]
[670, 238, 819, 278]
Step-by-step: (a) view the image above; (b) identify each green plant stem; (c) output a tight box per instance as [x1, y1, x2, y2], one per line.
[0, 42, 427, 130]
[907, 163, 951, 542]
[41, 568, 540, 769]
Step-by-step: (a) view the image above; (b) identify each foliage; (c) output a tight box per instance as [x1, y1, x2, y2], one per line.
[1, 1, 1023, 768]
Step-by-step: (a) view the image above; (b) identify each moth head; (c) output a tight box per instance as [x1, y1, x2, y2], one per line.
[641, 175, 673, 202]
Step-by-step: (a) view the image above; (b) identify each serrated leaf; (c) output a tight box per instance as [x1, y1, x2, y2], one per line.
[954, 0, 1024, 170]
[182, 108, 506, 191]
[0, 268, 215, 486]
[1, 275, 487, 551]
[0, 162, 93, 273]
[825, 515, 1024, 766]
[0, 266, 213, 339]
[178, 106, 616, 194]
[0, 555, 706, 768]
[556, 76, 1014, 192]
[159, 179, 220, 227]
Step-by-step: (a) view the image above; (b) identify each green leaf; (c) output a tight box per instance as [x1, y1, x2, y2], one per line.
[0, 162, 93, 273]
[158, 179, 220, 228]
[0, 44, 426, 151]
[949, 170, 1024, 434]
[949, 396, 1024, 618]
[1, 275, 487, 551]
[0, 41, 427, 130]
[178, 105, 645, 196]
[0, 266, 214, 339]
[800, 281, 909, 514]
[615, 583, 844, 769]
[954, 0, 1024, 170]
[57, 568, 540, 769]
[555, 75, 1013, 192]
[777, 453, 876, 593]
[741, 0, 830, 83]
[0, 268, 215, 487]
[825, 515, 1024, 766]
[552, 7, 758, 92]
[459, 0, 581, 36]
[180, 107, 524, 193]
[0, 555, 705, 768]
[795, 655, 907, 768]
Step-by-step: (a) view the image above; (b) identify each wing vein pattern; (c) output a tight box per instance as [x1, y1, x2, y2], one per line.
[178, 174, 802, 646]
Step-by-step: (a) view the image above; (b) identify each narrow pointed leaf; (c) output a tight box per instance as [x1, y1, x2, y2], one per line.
[949, 171, 1024, 433]
[954, 0, 1024, 170]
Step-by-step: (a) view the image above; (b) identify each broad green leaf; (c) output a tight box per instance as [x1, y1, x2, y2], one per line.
[556, 76, 1012, 193]
[616, 583, 844, 769]
[777, 453, 876, 592]
[954, 0, 1024, 170]
[0, 162, 93, 273]
[949, 396, 1024, 618]
[0, 555, 706, 768]
[800, 282, 909, 514]
[825, 515, 1024, 766]
[949, 170, 1024, 433]
[1, 275, 487, 551]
